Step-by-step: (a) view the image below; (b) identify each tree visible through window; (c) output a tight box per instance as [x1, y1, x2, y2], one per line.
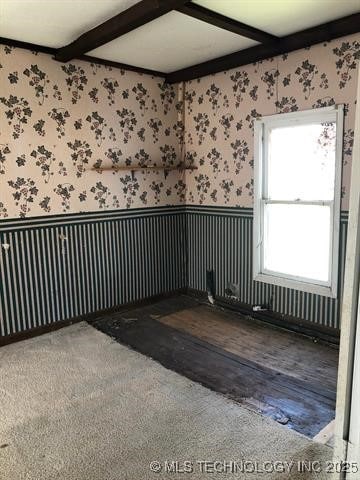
[253, 106, 343, 297]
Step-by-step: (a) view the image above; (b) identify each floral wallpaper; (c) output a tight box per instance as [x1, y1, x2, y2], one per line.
[1, 34, 359, 219]
[0, 45, 183, 218]
[183, 33, 360, 211]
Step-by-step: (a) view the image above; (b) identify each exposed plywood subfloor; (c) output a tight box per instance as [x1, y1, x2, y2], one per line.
[91, 295, 339, 438]
[155, 300, 338, 392]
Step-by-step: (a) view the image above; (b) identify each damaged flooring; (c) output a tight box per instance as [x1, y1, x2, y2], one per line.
[91, 295, 338, 439]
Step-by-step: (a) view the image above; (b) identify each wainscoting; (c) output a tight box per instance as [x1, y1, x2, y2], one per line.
[0, 206, 186, 337]
[0, 205, 348, 337]
[186, 205, 348, 330]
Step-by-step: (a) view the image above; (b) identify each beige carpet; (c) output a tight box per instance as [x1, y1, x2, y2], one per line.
[0, 322, 332, 479]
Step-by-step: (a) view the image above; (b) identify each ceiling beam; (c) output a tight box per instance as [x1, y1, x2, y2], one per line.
[0, 37, 166, 77]
[166, 13, 360, 83]
[55, 0, 188, 63]
[177, 2, 278, 44]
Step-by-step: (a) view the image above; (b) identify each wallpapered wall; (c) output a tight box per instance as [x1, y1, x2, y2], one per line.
[1, 35, 359, 219]
[0, 45, 184, 218]
[0, 36, 359, 335]
[184, 33, 360, 211]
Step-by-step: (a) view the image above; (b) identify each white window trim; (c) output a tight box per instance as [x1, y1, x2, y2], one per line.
[253, 105, 344, 298]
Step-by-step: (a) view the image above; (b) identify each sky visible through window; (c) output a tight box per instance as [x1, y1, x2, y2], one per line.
[264, 122, 336, 282]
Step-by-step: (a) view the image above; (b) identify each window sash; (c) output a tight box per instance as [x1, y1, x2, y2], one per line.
[258, 200, 334, 287]
[261, 199, 333, 206]
[253, 105, 343, 298]
[262, 122, 337, 203]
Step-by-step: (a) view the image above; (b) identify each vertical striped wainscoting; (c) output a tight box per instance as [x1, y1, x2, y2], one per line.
[0, 206, 186, 337]
[186, 205, 348, 329]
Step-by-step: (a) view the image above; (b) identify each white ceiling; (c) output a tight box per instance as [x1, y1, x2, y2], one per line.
[194, 0, 360, 36]
[0, 0, 139, 47]
[89, 11, 258, 73]
[1, 0, 359, 73]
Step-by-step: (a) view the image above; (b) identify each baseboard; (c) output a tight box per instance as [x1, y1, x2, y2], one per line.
[186, 288, 340, 346]
[0, 287, 340, 347]
[0, 288, 186, 348]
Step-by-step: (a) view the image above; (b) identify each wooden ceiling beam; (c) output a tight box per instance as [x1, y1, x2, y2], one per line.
[177, 2, 278, 44]
[166, 13, 360, 83]
[55, 0, 188, 62]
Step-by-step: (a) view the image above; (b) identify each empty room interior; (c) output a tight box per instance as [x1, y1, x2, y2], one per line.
[1, 0, 360, 478]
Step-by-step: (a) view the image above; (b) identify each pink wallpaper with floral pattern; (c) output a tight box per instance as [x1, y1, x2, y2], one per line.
[0, 45, 184, 218]
[183, 33, 360, 211]
[1, 34, 359, 219]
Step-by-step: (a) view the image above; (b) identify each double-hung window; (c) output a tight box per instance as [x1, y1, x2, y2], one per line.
[253, 106, 343, 298]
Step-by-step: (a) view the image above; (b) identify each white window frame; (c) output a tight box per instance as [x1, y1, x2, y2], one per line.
[253, 105, 344, 298]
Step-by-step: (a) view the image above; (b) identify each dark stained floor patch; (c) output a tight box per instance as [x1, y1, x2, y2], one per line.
[90, 295, 337, 438]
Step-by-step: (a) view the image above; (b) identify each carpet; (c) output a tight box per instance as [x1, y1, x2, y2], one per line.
[0, 322, 332, 479]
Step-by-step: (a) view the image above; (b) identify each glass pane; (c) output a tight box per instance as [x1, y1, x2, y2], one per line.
[267, 122, 336, 201]
[263, 204, 331, 282]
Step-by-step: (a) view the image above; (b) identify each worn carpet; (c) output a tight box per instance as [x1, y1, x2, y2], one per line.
[0, 322, 332, 479]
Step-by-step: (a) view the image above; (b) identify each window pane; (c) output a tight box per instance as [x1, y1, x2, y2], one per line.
[263, 204, 331, 282]
[267, 122, 336, 201]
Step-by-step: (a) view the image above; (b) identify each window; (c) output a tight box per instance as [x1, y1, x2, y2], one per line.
[253, 106, 343, 298]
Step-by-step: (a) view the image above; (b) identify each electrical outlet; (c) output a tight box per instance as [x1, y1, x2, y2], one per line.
[226, 281, 240, 298]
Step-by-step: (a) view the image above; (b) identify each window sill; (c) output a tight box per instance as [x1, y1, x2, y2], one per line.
[254, 272, 337, 298]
